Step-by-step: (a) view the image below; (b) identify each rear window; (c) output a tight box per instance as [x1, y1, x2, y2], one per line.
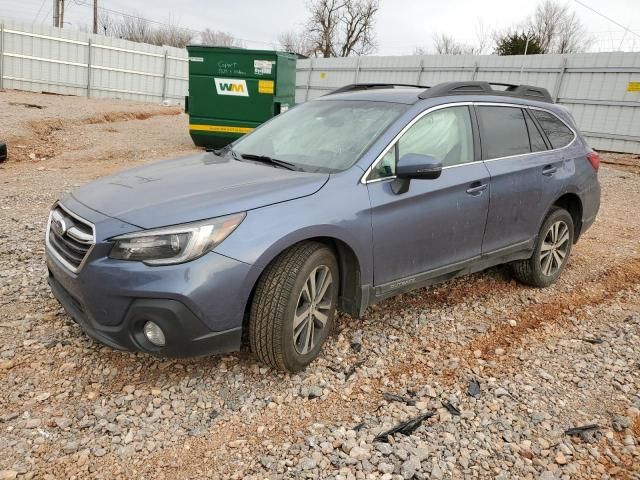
[525, 111, 548, 152]
[531, 110, 575, 149]
[477, 106, 531, 160]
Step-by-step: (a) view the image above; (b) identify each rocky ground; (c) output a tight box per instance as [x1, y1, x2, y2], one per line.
[0, 90, 639, 480]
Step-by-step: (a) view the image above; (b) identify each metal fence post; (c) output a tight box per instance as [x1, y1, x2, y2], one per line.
[415, 57, 424, 85]
[0, 24, 5, 90]
[472, 62, 479, 81]
[354, 56, 361, 83]
[161, 50, 168, 102]
[86, 38, 92, 97]
[553, 57, 568, 103]
[305, 58, 314, 101]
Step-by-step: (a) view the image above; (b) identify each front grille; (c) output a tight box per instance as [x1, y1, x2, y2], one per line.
[46, 205, 95, 272]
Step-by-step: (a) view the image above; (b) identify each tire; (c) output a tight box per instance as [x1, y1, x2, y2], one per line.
[249, 242, 339, 373]
[512, 207, 574, 288]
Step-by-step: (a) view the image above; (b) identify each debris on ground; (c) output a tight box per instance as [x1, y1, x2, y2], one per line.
[374, 412, 435, 442]
[468, 378, 481, 398]
[383, 392, 416, 406]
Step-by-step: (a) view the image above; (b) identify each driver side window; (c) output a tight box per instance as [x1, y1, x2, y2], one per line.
[368, 106, 474, 181]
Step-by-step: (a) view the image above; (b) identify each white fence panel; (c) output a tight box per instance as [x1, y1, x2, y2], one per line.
[296, 52, 640, 153]
[0, 20, 187, 103]
[1, 20, 638, 153]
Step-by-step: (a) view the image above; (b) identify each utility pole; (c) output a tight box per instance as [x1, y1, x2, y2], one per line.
[53, 0, 59, 27]
[93, 0, 98, 34]
[59, 0, 65, 29]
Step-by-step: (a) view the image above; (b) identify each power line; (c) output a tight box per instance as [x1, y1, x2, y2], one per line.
[32, 0, 48, 25]
[71, 0, 276, 46]
[573, 0, 640, 40]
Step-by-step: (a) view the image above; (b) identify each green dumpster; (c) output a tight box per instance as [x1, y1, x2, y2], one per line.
[186, 46, 296, 149]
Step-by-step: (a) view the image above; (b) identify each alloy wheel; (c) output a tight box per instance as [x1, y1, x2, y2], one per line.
[540, 220, 570, 276]
[293, 265, 333, 355]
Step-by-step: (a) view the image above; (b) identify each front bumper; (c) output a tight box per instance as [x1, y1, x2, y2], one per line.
[48, 271, 241, 356]
[45, 198, 253, 357]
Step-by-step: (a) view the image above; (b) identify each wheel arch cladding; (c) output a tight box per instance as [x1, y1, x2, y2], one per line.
[553, 193, 583, 241]
[241, 236, 364, 344]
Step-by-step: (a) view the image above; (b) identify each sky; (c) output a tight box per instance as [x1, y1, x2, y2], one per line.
[1, 0, 640, 53]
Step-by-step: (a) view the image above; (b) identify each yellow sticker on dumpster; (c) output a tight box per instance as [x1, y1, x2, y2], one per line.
[628, 82, 640, 92]
[258, 80, 275, 94]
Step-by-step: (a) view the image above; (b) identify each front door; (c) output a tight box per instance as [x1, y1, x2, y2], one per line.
[365, 105, 491, 288]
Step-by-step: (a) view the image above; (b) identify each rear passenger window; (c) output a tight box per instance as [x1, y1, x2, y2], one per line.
[525, 112, 548, 152]
[477, 106, 530, 159]
[531, 110, 575, 149]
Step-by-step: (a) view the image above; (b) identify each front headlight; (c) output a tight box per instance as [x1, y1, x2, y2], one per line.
[109, 212, 245, 265]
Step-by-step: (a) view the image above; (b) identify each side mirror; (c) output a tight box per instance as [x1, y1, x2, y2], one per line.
[392, 153, 442, 194]
[0, 142, 6, 163]
[396, 153, 442, 180]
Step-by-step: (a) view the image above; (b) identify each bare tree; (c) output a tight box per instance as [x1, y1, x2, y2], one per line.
[429, 27, 492, 56]
[528, 0, 590, 53]
[152, 24, 193, 48]
[298, 0, 380, 57]
[198, 29, 245, 48]
[472, 20, 492, 55]
[97, 12, 193, 48]
[278, 31, 314, 56]
[433, 33, 466, 55]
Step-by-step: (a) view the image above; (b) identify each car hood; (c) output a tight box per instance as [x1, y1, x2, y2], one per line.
[71, 153, 329, 229]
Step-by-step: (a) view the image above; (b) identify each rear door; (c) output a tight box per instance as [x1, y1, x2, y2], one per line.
[478, 105, 550, 254]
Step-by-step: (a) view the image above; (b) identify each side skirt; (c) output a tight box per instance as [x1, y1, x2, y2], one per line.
[358, 239, 534, 311]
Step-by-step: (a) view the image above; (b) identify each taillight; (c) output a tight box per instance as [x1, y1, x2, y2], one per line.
[587, 151, 600, 172]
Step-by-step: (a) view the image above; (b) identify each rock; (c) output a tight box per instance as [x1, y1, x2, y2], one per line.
[0, 360, 14, 370]
[555, 452, 567, 465]
[25, 418, 41, 429]
[63, 441, 79, 454]
[378, 462, 394, 474]
[430, 462, 443, 479]
[349, 446, 370, 461]
[307, 386, 323, 399]
[93, 447, 107, 457]
[35, 392, 50, 402]
[298, 457, 317, 470]
[495, 387, 510, 397]
[612, 416, 630, 432]
[0, 471, 18, 480]
[400, 459, 418, 479]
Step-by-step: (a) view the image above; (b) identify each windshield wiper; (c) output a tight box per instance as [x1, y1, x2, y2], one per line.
[239, 153, 299, 171]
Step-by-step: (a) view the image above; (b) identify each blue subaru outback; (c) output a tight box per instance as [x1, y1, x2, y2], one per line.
[45, 81, 601, 372]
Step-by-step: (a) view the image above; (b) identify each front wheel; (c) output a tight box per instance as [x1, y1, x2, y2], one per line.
[512, 207, 574, 287]
[249, 242, 339, 372]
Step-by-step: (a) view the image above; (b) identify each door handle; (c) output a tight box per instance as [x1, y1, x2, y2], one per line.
[542, 165, 557, 176]
[466, 182, 487, 195]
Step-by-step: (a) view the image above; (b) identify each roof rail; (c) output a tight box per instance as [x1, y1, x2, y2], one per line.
[325, 83, 430, 96]
[418, 81, 553, 103]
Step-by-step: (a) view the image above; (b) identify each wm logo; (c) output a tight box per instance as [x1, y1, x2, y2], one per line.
[214, 78, 249, 97]
[220, 83, 244, 93]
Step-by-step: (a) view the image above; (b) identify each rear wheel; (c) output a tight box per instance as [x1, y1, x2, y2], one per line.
[249, 242, 339, 372]
[512, 207, 574, 287]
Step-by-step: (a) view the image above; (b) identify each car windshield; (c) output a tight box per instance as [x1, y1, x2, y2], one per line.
[232, 100, 407, 173]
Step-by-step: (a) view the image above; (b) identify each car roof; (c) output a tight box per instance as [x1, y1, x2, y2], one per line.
[315, 82, 555, 106]
[314, 87, 424, 105]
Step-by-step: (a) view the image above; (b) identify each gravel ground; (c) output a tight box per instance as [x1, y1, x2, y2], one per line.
[0, 90, 639, 480]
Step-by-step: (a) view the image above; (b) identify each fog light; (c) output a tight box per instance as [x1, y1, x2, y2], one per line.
[143, 321, 166, 346]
